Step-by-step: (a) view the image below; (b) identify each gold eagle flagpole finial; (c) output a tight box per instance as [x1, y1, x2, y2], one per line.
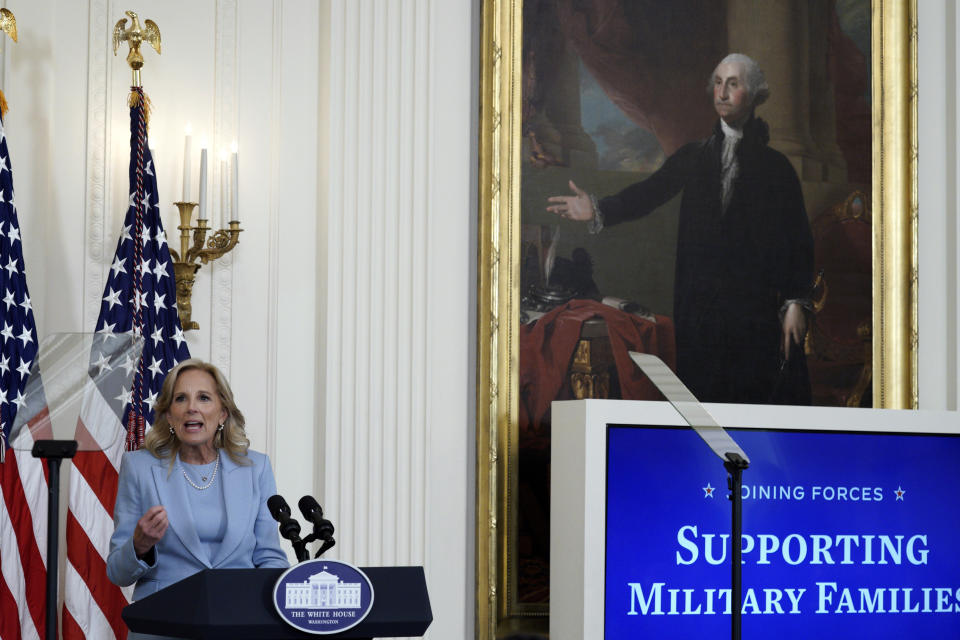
[113, 10, 161, 87]
[0, 9, 17, 44]
[0, 8, 17, 120]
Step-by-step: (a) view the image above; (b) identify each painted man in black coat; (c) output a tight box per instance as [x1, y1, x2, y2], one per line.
[547, 54, 814, 404]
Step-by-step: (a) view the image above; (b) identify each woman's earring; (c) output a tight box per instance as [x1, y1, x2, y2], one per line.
[217, 423, 225, 432]
[169, 426, 175, 435]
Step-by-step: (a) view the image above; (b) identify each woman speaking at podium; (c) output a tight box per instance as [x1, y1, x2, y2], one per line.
[107, 359, 289, 640]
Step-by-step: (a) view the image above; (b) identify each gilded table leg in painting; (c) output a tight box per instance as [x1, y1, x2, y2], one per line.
[569, 318, 613, 399]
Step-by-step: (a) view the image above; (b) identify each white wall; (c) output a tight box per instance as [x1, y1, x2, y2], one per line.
[918, 0, 958, 410]
[319, 1, 474, 638]
[7, 0, 321, 518]
[8, 1, 473, 638]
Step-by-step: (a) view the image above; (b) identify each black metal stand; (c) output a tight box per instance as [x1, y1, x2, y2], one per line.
[297, 496, 337, 559]
[31, 439, 78, 640]
[724, 452, 749, 640]
[301, 529, 336, 559]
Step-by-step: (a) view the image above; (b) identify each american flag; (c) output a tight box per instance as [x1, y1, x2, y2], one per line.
[62, 87, 189, 640]
[0, 109, 46, 640]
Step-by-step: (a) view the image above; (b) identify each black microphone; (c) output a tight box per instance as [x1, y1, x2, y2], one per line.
[298, 495, 336, 557]
[268, 495, 309, 562]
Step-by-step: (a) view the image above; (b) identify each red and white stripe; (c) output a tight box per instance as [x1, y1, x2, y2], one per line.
[0, 420, 48, 640]
[62, 380, 134, 640]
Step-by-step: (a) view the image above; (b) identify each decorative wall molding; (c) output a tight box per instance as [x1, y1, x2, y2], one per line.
[263, 0, 283, 472]
[322, 0, 431, 568]
[211, 0, 238, 376]
[83, 0, 111, 330]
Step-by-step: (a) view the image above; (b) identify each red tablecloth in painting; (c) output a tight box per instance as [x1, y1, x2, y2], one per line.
[519, 298, 676, 450]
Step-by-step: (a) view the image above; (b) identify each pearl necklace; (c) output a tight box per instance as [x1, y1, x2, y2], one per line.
[182, 456, 220, 491]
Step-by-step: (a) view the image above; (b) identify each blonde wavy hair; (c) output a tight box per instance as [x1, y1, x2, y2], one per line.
[145, 358, 251, 469]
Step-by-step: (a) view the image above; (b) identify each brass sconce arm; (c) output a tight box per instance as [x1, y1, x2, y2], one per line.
[169, 201, 242, 331]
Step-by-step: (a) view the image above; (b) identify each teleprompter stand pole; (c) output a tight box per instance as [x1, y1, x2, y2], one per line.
[724, 451, 749, 640]
[32, 439, 78, 640]
[628, 352, 753, 640]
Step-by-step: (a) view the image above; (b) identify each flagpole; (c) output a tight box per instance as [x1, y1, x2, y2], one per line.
[129, 82, 148, 449]
[0, 11, 53, 640]
[114, 9, 161, 450]
[0, 5, 16, 456]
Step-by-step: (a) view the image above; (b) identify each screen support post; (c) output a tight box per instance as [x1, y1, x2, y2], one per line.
[723, 451, 749, 640]
[32, 439, 78, 640]
[629, 352, 749, 640]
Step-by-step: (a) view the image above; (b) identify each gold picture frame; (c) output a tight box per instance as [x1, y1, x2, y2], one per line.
[476, 1, 917, 637]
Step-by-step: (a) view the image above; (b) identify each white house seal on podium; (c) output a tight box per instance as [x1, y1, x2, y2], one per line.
[273, 559, 375, 634]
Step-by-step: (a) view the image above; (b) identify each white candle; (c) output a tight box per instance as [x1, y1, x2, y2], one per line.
[198, 144, 208, 221]
[230, 141, 239, 222]
[182, 123, 193, 201]
[219, 151, 228, 227]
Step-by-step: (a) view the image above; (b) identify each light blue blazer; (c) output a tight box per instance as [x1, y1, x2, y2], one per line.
[107, 448, 289, 604]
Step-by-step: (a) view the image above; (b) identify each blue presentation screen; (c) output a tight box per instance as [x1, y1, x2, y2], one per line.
[604, 425, 960, 638]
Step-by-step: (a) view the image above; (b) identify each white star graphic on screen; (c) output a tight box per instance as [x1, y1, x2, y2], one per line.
[103, 287, 122, 309]
[18, 294, 31, 314]
[0, 154, 9, 173]
[7, 225, 19, 244]
[4, 257, 17, 278]
[16, 359, 31, 379]
[139, 256, 151, 275]
[2, 289, 14, 310]
[145, 159, 153, 176]
[120, 223, 133, 244]
[703, 483, 715, 498]
[0, 388, 7, 405]
[92, 352, 113, 375]
[153, 261, 168, 282]
[895, 486, 906, 501]
[145, 390, 158, 411]
[110, 256, 127, 278]
[128, 191, 137, 208]
[153, 293, 167, 314]
[150, 326, 164, 347]
[0, 354, 9, 374]
[155, 229, 167, 249]
[12, 390, 25, 410]
[17, 328, 33, 347]
[140, 227, 152, 247]
[172, 327, 186, 348]
[0, 322, 13, 342]
[140, 193, 154, 213]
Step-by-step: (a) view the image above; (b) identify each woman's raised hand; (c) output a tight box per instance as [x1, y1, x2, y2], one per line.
[133, 505, 168, 556]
